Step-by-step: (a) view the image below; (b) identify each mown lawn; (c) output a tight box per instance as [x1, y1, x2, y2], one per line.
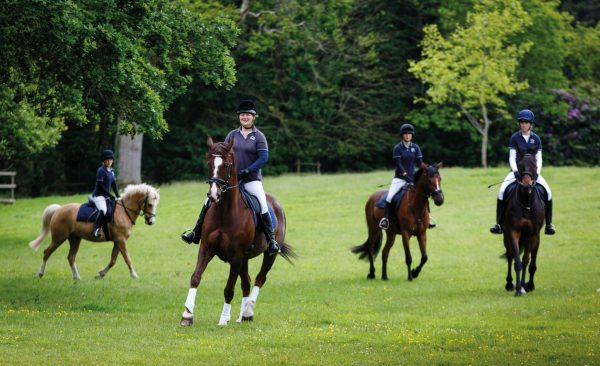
[1, 167, 599, 365]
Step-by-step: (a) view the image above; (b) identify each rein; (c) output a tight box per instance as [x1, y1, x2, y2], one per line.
[206, 153, 240, 194]
[117, 195, 154, 225]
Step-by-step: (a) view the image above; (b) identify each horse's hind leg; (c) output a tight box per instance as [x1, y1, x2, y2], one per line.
[67, 235, 82, 281]
[242, 253, 277, 321]
[237, 260, 251, 322]
[367, 226, 381, 279]
[381, 231, 396, 281]
[96, 244, 119, 279]
[219, 262, 241, 326]
[400, 233, 414, 281]
[36, 235, 67, 278]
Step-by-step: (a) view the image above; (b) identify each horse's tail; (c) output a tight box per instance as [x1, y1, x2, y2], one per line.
[278, 242, 297, 265]
[351, 230, 382, 260]
[28, 204, 61, 251]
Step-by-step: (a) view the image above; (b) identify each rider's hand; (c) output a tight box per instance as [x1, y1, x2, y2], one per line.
[240, 169, 250, 180]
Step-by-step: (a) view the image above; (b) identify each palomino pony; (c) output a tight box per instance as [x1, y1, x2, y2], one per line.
[352, 163, 444, 281]
[180, 137, 295, 327]
[502, 153, 545, 296]
[28, 184, 160, 280]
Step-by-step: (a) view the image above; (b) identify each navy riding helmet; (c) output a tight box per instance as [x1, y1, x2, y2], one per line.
[101, 149, 114, 161]
[517, 109, 535, 123]
[237, 100, 257, 115]
[400, 123, 415, 135]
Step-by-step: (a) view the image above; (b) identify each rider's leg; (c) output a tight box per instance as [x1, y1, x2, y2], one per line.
[379, 178, 405, 229]
[92, 196, 107, 238]
[244, 181, 280, 255]
[181, 198, 211, 244]
[537, 175, 555, 235]
[490, 172, 513, 234]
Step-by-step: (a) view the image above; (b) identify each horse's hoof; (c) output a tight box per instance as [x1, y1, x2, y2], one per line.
[35, 273, 43, 278]
[381, 275, 388, 281]
[95, 273, 105, 280]
[180, 317, 193, 326]
[242, 316, 253, 322]
[367, 273, 375, 280]
[525, 283, 535, 292]
[411, 269, 420, 279]
[505, 283, 514, 291]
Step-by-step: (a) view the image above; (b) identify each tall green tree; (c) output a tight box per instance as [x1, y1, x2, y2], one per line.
[409, 0, 532, 167]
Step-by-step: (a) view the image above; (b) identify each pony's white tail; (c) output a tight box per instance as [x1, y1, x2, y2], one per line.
[28, 204, 61, 251]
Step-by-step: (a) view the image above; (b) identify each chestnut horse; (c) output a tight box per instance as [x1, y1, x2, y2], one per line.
[352, 163, 444, 281]
[28, 183, 160, 280]
[502, 153, 545, 296]
[180, 137, 295, 327]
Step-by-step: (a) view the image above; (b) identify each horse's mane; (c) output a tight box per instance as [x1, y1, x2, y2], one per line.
[414, 164, 437, 183]
[122, 183, 160, 202]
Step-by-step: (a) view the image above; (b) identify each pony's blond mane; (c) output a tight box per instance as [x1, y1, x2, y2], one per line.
[122, 183, 160, 202]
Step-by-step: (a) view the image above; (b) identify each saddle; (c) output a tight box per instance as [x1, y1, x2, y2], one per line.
[76, 197, 116, 238]
[376, 185, 410, 211]
[503, 181, 548, 203]
[239, 185, 277, 231]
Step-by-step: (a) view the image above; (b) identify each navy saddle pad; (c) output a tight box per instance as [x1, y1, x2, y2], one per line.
[376, 185, 410, 210]
[76, 197, 116, 223]
[239, 186, 277, 231]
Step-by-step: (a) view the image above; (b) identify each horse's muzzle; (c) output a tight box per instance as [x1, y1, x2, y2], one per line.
[433, 190, 444, 206]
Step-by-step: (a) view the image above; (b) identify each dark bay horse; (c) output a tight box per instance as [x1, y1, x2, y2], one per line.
[502, 153, 545, 296]
[28, 184, 160, 280]
[352, 163, 444, 281]
[180, 137, 295, 327]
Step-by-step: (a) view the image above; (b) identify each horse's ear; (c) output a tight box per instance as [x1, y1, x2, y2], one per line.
[435, 162, 443, 170]
[207, 136, 214, 148]
[420, 162, 427, 170]
[226, 136, 234, 150]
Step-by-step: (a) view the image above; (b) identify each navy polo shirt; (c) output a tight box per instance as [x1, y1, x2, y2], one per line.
[509, 131, 542, 161]
[92, 166, 118, 198]
[392, 142, 423, 179]
[225, 126, 268, 182]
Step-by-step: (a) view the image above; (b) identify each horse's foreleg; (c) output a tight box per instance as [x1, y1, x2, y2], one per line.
[115, 239, 138, 279]
[237, 260, 251, 322]
[510, 234, 524, 296]
[180, 246, 215, 327]
[411, 232, 428, 280]
[242, 253, 277, 321]
[525, 236, 540, 292]
[521, 244, 531, 292]
[381, 232, 396, 281]
[97, 244, 119, 279]
[67, 235, 82, 281]
[401, 233, 413, 281]
[219, 263, 241, 326]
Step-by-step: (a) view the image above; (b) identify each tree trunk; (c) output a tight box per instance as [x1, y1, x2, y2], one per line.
[115, 131, 143, 189]
[480, 103, 490, 168]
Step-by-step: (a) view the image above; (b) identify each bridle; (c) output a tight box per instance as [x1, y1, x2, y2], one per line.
[118, 194, 155, 225]
[206, 153, 239, 196]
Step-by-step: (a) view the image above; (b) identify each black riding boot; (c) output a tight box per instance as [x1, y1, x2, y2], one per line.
[379, 202, 390, 229]
[93, 211, 104, 237]
[545, 200, 556, 235]
[181, 201, 211, 245]
[490, 199, 505, 234]
[261, 212, 281, 255]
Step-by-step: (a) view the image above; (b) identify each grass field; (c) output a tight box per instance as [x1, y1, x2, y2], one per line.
[1, 167, 599, 365]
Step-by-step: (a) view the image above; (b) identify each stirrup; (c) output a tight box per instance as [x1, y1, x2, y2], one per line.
[545, 224, 556, 235]
[379, 217, 389, 230]
[181, 230, 195, 244]
[490, 224, 502, 234]
[267, 240, 281, 256]
[93, 227, 102, 238]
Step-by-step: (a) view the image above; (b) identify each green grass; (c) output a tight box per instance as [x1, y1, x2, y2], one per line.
[1, 167, 599, 365]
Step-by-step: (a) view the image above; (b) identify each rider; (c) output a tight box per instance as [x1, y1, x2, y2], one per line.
[490, 109, 556, 235]
[181, 100, 281, 255]
[379, 123, 435, 230]
[91, 149, 120, 237]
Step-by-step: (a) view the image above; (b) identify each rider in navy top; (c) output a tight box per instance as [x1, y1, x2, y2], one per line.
[379, 123, 435, 230]
[490, 109, 555, 235]
[181, 100, 281, 255]
[91, 149, 120, 237]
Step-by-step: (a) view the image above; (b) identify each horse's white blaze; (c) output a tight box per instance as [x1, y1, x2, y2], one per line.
[209, 156, 223, 200]
[435, 177, 440, 192]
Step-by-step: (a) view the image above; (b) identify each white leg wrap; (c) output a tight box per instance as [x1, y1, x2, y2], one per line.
[184, 288, 197, 314]
[249, 286, 260, 302]
[237, 297, 249, 322]
[71, 264, 80, 281]
[243, 287, 260, 318]
[218, 303, 231, 326]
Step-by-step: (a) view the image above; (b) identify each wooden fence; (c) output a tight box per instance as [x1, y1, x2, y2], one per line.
[296, 160, 321, 174]
[0, 171, 16, 204]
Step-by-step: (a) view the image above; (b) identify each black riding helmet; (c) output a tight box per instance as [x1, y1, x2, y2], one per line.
[101, 149, 114, 161]
[400, 123, 415, 135]
[237, 100, 257, 115]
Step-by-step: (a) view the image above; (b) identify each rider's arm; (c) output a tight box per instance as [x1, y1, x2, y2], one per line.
[536, 150, 542, 175]
[246, 149, 268, 172]
[509, 149, 518, 172]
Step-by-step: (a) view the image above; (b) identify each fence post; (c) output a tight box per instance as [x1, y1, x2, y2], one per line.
[0, 171, 16, 204]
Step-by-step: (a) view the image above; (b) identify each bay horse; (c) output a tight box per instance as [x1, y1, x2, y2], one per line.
[28, 183, 160, 280]
[352, 163, 444, 281]
[502, 153, 545, 296]
[180, 137, 295, 327]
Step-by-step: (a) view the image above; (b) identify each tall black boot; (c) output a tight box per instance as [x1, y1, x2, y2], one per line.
[260, 212, 280, 255]
[93, 211, 104, 237]
[379, 201, 390, 229]
[545, 200, 556, 235]
[490, 199, 505, 234]
[181, 201, 211, 244]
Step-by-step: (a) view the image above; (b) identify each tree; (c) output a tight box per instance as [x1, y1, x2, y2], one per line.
[409, 0, 532, 167]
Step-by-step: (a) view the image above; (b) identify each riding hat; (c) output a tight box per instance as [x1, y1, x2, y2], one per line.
[517, 109, 535, 123]
[400, 123, 415, 135]
[101, 149, 114, 161]
[237, 100, 257, 115]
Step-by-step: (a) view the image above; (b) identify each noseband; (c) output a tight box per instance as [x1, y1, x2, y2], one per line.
[206, 154, 237, 195]
[119, 194, 156, 225]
